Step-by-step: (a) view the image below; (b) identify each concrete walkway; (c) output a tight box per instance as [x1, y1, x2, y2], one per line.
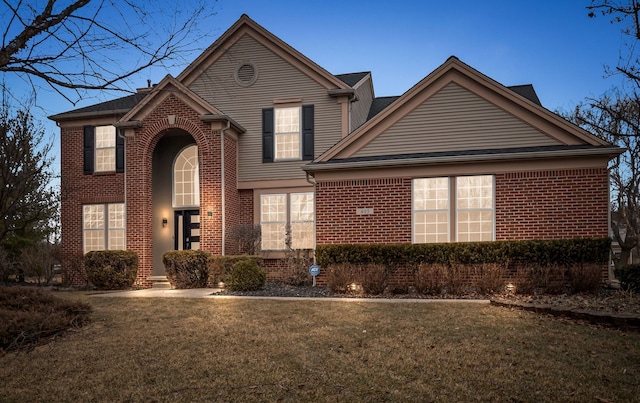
[91, 288, 491, 303]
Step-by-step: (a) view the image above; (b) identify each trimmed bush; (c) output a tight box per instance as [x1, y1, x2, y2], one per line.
[414, 263, 448, 295]
[163, 250, 211, 289]
[568, 263, 603, 294]
[209, 255, 263, 285]
[615, 264, 640, 292]
[326, 264, 358, 294]
[359, 264, 389, 295]
[227, 260, 266, 291]
[84, 250, 138, 290]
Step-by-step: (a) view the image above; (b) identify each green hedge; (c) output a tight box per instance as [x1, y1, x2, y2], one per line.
[227, 260, 266, 291]
[84, 250, 138, 290]
[209, 255, 263, 285]
[316, 238, 611, 267]
[162, 250, 211, 289]
[615, 264, 640, 292]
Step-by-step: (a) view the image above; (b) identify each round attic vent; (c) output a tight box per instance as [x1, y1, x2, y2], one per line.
[235, 62, 258, 87]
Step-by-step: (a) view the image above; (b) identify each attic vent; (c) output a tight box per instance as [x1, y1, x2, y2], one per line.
[235, 62, 258, 87]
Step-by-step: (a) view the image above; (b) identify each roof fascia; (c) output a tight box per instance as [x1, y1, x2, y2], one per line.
[305, 145, 623, 173]
[178, 15, 349, 91]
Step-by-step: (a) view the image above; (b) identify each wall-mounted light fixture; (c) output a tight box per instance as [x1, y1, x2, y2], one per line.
[162, 217, 168, 228]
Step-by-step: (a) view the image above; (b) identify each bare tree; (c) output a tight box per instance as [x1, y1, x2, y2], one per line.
[588, 0, 640, 84]
[0, 0, 217, 104]
[569, 95, 639, 267]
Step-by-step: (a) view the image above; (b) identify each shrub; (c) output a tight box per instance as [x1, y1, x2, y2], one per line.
[445, 264, 473, 295]
[414, 263, 448, 295]
[615, 264, 640, 292]
[283, 248, 314, 287]
[568, 263, 603, 294]
[326, 264, 358, 294]
[359, 264, 389, 295]
[163, 250, 211, 289]
[209, 255, 263, 285]
[227, 260, 266, 291]
[475, 263, 506, 295]
[84, 250, 138, 290]
[0, 286, 92, 352]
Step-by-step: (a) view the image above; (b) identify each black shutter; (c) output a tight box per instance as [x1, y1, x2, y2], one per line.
[83, 125, 94, 175]
[262, 108, 274, 163]
[115, 131, 125, 173]
[302, 105, 314, 160]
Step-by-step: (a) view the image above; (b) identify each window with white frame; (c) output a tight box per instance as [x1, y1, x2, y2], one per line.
[456, 175, 494, 242]
[290, 192, 314, 249]
[260, 194, 286, 250]
[413, 175, 494, 243]
[95, 125, 116, 172]
[274, 107, 301, 160]
[83, 203, 126, 253]
[413, 177, 450, 243]
[173, 145, 200, 207]
[260, 192, 314, 250]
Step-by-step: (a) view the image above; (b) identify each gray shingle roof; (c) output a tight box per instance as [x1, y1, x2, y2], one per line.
[507, 84, 541, 106]
[49, 92, 149, 121]
[335, 72, 369, 87]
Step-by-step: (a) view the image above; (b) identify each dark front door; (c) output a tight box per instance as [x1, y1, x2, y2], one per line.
[175, 210, 200, 250]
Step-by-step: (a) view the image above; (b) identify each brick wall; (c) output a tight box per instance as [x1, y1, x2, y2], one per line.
[60, 125, 125, 285]
[316, 168, 610, 246]
[495, 168, 610, 240]
[316, 178, 412, 244]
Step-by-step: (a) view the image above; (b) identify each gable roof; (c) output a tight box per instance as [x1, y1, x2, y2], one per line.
[311, 56, 613, 165]
[336, 72, 370, 87]
[178, 14, 351, 92]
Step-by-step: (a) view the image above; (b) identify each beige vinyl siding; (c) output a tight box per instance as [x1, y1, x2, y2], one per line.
[188, 34, 342, 182]
[352, 83, 562, 158]
[350, 75, 374, 132]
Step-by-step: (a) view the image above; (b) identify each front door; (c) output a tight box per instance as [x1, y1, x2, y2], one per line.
[175, 210, 200, 250]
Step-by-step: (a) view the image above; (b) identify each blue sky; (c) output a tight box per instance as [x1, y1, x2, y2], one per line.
[7, 1, 632, 174]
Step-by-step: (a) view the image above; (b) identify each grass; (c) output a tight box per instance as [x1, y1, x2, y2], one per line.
[1, 291, 639, 402]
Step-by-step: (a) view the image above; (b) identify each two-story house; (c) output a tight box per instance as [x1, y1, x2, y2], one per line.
[50, 15, 622, 287]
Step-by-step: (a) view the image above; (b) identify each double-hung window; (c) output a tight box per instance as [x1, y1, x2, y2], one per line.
[95, 126, 116, 172]
[274, 107, 301, 160]
[260, 192, 315, 250]
[83, 203, 126, 253]
[83, 125, 124, 174]
[413, 175, 494, 243]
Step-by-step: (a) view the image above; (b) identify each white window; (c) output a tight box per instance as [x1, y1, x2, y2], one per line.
[274, 107, 301, 160]
[290, 192, 315, 249]
[456, 175, 494, 242]
[260, 192, 315, 250]
[95, 125, 116, 172]
[83, 203, 126, 253]
[413, 175, 494, 243]
[413, 177, 449, 243]
[260, 194, 286, 250]
[173, 145, 200, 207]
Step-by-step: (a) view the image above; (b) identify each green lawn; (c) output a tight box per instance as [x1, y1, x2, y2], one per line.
[2, 293, 639, 402]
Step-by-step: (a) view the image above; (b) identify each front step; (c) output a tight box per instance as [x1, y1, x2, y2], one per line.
[147, 276, 172, 289]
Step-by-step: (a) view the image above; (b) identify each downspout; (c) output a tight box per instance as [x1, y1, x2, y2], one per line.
[220, 119, 231, 256]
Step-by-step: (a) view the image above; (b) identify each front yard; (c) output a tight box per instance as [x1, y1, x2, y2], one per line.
[1, 292, 639, 401]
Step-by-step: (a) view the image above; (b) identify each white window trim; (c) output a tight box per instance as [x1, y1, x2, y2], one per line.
[412, 176, 495, 243]
[83, 203, 126, 253]
[94, 125, 116, 172]
[259, 192, 315, 251]
[274, 106, 302, 161]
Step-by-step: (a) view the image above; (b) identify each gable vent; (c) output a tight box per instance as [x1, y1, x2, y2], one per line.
[235, 62, 258, 87]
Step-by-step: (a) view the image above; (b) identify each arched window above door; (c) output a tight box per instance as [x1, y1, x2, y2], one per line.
[173, 144, 200, 207]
